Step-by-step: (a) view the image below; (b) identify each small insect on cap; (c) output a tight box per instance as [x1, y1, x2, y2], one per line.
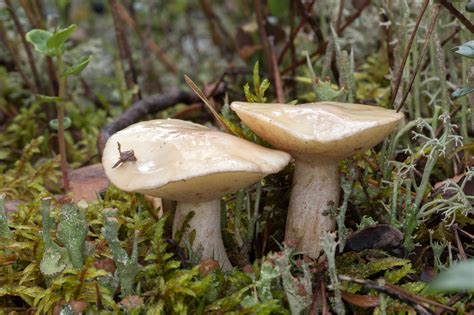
[230, 101, 404, 160]
[101, 119, 291, 202]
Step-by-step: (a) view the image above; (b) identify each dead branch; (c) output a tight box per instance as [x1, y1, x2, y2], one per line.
[295, 0, 325, 44]
[253, 0, 273, 76]
[438, 0, 474, 33]
[337, 0, 370, 35]
[97, 86, 223, 154]
[268, 37, 284, 103]
[278, 0, 316, 65]
[98, 90, 198, 153]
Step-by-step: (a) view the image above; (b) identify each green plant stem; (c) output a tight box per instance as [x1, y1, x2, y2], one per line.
[412, 42, 421, 119]
[248, 181, 261, 242]
[460, 30, 470, 138]
[233, 190, 245, 248]
[414, 151, 439, 212]
[391, 176, 399, 226]
[56, 52, 70, 192]
[404, 150, 439, 249]
[434, 32, 449, 114]
[386, 118, 433, 177]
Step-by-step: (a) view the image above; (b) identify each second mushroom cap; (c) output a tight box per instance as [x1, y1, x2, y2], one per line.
[230, 101, 404, 159]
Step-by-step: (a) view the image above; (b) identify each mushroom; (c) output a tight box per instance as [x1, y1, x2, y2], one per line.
[102, 119, 290, 270]
[230, 101, 404, 257]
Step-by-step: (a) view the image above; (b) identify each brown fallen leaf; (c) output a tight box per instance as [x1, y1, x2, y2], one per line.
[70, 164, 109, 203]
[341, 291, 380, 308]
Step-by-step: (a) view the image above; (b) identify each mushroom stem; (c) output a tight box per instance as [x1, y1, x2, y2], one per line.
[173, 199, 232, 271]
[285, 158, 339, 258]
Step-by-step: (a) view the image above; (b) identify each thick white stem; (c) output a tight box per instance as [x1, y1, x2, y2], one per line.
[173, 199, 232, 271]
[285, 159, 339, 258]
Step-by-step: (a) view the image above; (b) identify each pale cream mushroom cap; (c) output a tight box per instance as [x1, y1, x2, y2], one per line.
[230, 102, 404, 159]
[102, 119, 291, 201]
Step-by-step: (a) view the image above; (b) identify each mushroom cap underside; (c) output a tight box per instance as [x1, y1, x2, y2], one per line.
[231, 101, 404, 159]
[102, 119, 291, 201]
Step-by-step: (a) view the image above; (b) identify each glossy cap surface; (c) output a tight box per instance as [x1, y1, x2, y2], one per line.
[102, 119, 291, 201]
[231, 101, 404, 160]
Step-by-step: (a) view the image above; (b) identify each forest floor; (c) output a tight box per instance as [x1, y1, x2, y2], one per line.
[0, 0, 473, 314]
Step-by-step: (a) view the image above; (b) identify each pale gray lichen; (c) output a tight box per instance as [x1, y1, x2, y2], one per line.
[40, 198, 71, 277]
[270, 247, 313, 315]
[101, 208, 139, 297]
[57, 203, 88, 269]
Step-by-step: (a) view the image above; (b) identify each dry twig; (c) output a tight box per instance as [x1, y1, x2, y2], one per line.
[337, 0, 370, 34]
[0, 21, 35, 91]
[278, 1, 316, 65]
[339, 275, 456, 314]
[109, 0, 141, 101]
[396, 4, 441, 113]
[391, 0, 430, 108]
[438, 0, 474, 33]
[4, 0, 42, 93]
[268, 37, 285, 103]
[253, 0, 273, 76]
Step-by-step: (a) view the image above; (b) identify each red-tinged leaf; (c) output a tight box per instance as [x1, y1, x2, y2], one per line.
[341, 291, 379, 308]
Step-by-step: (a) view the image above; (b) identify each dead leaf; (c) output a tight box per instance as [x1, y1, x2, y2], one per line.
[70, 164, 109, 202]
[341, 291, 379, 308]
[433, 174, 463, 190]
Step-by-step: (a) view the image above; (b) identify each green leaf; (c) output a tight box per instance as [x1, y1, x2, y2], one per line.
[257, 79, 270, 102]
[453, 40, 474, 59]
[268, 0, 289, 17]
[49, 117, 72, 130]
[35, 94, 64, 104]
[243, 83, 257, 102]
[253, 61, 260, 96]
[47, 24, 77, 51]
[467, 1, 474, 12]
[25, 29, 55, 56]
[426, 260, 474, 293]
[62, 55, 92, 76]
[452, 87, 474, 98]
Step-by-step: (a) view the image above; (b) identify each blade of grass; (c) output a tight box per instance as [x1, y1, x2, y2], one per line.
[184, 75, 232, 134]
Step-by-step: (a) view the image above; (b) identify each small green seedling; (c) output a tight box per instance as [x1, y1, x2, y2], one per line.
[243, 61, 270, 103]
[26, 24, 92, 191]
